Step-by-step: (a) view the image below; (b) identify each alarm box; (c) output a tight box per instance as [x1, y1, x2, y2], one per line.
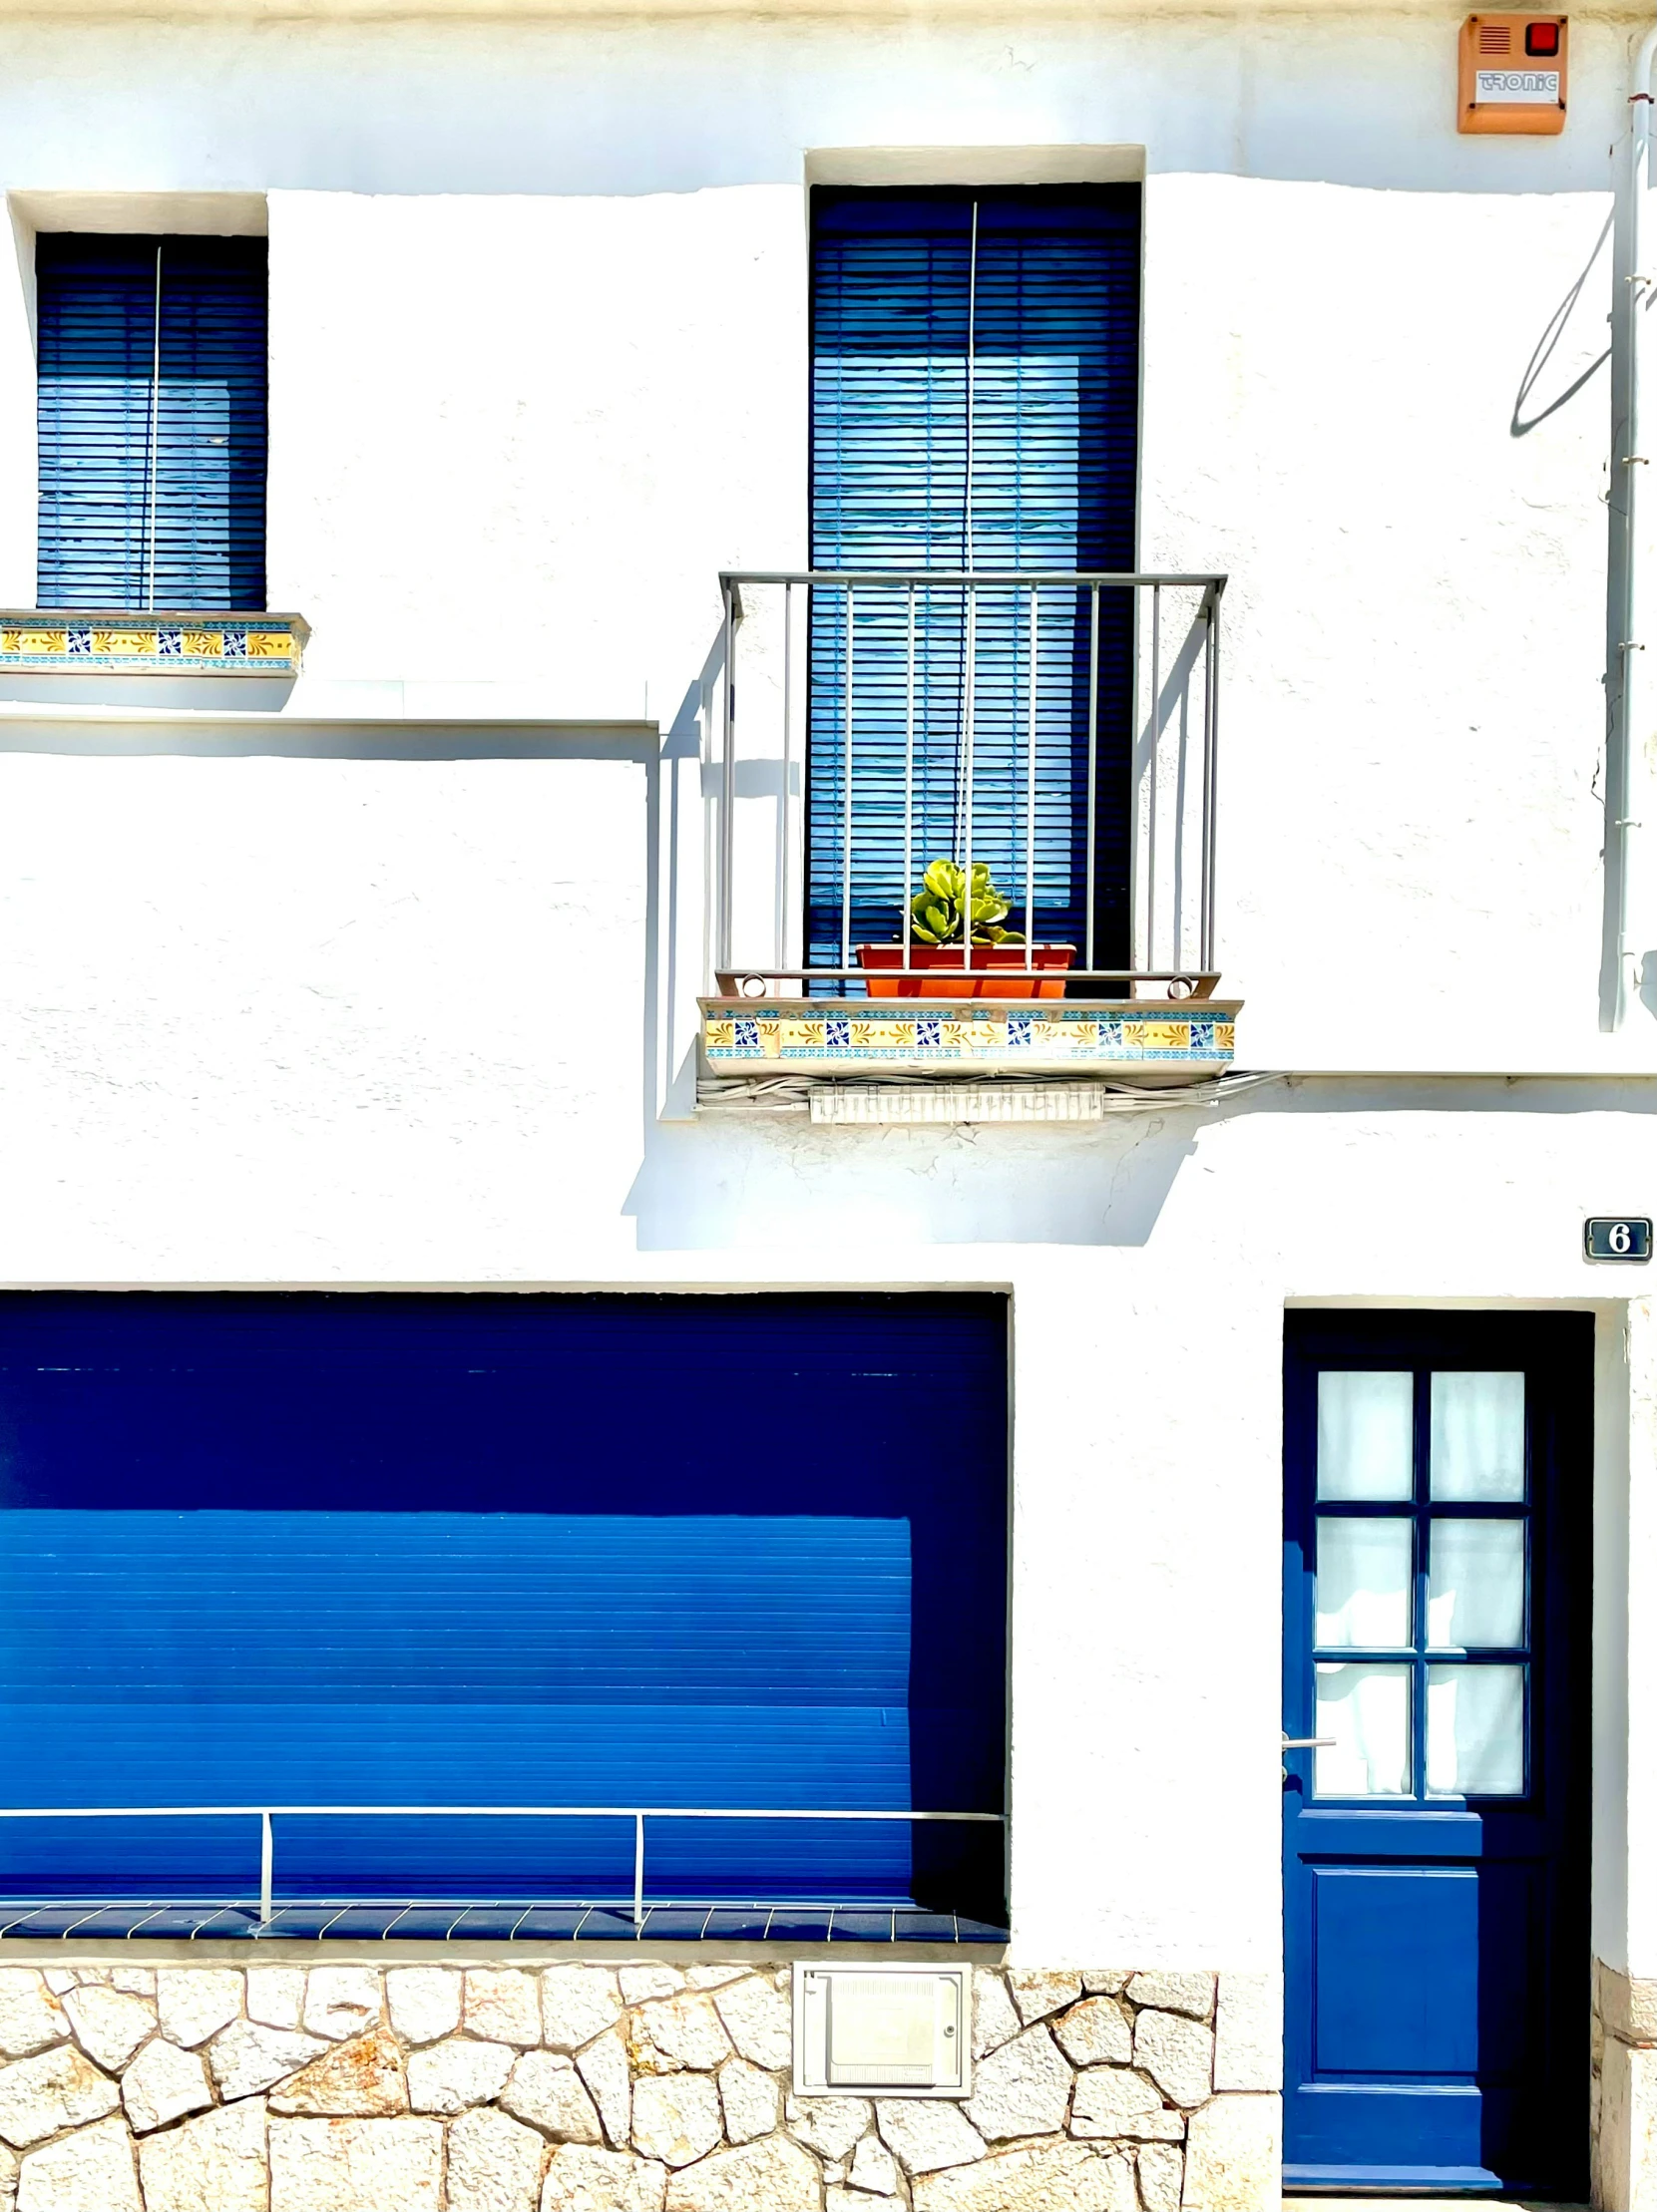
[1459, 14, 1567, 133]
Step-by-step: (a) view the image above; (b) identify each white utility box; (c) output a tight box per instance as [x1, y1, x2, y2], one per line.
[792, 1964, 971, 2096]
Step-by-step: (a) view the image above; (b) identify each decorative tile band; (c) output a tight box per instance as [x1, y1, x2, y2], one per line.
[700, 997, 1239, 1074]
[0, 610, 307, 675]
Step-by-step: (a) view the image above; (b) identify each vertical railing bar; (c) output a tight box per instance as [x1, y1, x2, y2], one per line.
[259, 1812, 273, 1925]
[1202, 589, 1220, 970]
[1026, 585, 1037, 971]
[778, 581, 792, 970]
[963, 582, 976, 977]
[1147, 582, 1161, 977]
[633, 1813, 645, 1931]
[903, 582, 916, 967]
[1086, 583, 1099, 973]
[841, 585, 855, 976]
[719, 580, 736, 972]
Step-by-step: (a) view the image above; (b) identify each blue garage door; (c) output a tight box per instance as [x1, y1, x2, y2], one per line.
[0, 1293, 1007, 1916]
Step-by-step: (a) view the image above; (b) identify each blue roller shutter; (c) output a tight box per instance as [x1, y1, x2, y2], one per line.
[0, 1292, 1006, 1911]
[36, 234, 267, 611]
[809, 186, 1140, 972]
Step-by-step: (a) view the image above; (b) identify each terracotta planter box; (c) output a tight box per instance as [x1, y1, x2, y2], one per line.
[856, 944, 1076, 1000]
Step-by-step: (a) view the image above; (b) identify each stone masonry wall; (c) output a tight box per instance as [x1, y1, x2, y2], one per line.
[0, 1962, 1281, 2212]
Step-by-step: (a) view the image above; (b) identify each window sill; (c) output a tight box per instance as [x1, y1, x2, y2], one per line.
[0, 609, 306, 676]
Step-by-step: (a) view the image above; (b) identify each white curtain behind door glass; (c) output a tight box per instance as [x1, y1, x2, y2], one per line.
[1317, 1372, 1414, 1501]
[1315, 1520, 1412, 1648]
[1315, 1662, 1411, 1795]
[1430, 1371, 1525, 1500]
[1426, 1664, 1524, 1794]
[1427, 1519, 1525, 1649]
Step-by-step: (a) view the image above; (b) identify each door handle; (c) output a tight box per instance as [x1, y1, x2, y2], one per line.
[1281, 1732, 1335, 1781]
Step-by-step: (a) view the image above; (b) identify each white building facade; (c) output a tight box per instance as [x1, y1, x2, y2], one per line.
[0, 2, 1648, 2209]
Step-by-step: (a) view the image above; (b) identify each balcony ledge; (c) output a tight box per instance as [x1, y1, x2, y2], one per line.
[699, 994, 1240, 1086]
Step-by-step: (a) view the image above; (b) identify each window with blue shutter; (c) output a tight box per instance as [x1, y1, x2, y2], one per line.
[37, 234, 267, 611]
[808, 186, 1140, 973]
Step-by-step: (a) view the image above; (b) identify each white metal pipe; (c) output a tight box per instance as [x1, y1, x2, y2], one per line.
[1606, 23, 1657, 1027]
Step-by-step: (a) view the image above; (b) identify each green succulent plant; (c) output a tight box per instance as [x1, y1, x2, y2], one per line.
[908, 859, 1025, 946]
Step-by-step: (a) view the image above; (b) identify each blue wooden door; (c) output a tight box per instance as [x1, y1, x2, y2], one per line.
[1283, 1313, 1589, 2194]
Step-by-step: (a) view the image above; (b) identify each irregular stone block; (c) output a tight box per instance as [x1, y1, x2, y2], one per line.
[791, 2092, 870, 2160]
[716, 2058, 777, 2146]
[963, 2024, 1070, 2140]
[16, 2115, 140, 2212]
[0, 1983, 66, 2064]
[849, 2133, 899, 2194]
[1180, 2093, 1280, 2212]
[108, 1973, 155, 2000]
[1007, 1972, 1083, 2027]
[121, 2039, 212, 2134]
[270, 2028, 407, 2117]
[682, 1970, 746, 1993]
[541, 2144, 667, 2212]
[542, 1969, 622, 2053]
[158, 1971, 242, 2050]
[913, 2139, 1134, 2212]
[1123, 1975, 1214, 2025]
[630, 2073, 721, 2168]
[138, 2097, 267, 2212]
[972, 1975, 1021, 2060]
[1212, 1977, 1280, 2094]
[875, 2097, 987, 2176]
[247, 1970, 305, 2032]
[268, 2116, 443, 2212]
[1133, 2012, 1213, 2110]
[0, 2046, 120, 2149]
[621, 1970, 683, 2006]
[60, 1987, 152, 2075]
[663, 2133, 820, 2212]
[628, 1997, 731, 2075]
[406, 2038, 514, 2114]
[208, 2022, 329, 2103]
[500, 2050, 602, 2142]
[1081, 1973, 1133, 1997]
[577, 2028, 630, 2148]
[711, 1977, 790, 2071]
[447, 2106, 545, 2212]
[1135, 2141, 1182, 2212]
[385, 1969, 459, 2048]
[1069, 2068, 1184, 2142]
[303, 1968, 381, 2042]
[0, 2141, 17, 2212]
[1056, 1998, 1134, 2068]
[465, 1971, 542, 2048]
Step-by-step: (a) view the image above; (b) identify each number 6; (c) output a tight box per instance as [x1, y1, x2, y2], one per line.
[1612, 1223, 1632, 1254]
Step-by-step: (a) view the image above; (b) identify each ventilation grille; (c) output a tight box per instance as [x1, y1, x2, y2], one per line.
[1478, 23, 1513, 53]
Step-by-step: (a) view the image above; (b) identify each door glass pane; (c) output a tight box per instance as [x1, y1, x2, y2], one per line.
[1314, 1662, 1412, 1796]
[1430, 1371, 1525, 1501]
[1316, 1519, 1412, 1648]
[1426, 1664, 1525, 1795]
[1318, 1372, 1414, 1500]
[1428, 1519, 1525, 1650]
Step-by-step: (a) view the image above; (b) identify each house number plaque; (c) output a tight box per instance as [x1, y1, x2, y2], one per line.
[1584, 1217, 1653, 1262]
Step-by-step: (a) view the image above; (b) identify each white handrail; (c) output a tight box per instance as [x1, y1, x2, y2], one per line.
[0, 1804, 1006, 1930]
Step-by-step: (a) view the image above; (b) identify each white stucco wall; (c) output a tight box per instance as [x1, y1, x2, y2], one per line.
[0, 0, 1647, 1984]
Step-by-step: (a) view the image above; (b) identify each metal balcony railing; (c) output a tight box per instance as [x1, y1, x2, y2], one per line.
[0, 1802, 1006, 1932]
[712, 569, 1225, 998]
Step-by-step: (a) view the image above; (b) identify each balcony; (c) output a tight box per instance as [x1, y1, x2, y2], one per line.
[698, 568, 1237, 1111]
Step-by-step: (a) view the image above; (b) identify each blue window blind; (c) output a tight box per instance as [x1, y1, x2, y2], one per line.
[0, 1293, 1006, 1912]
[37, 234, 267, 611]
[809, 187, 1140, 971]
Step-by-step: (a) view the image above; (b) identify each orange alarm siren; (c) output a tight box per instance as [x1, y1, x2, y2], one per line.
[1458, 14, 1568, 134]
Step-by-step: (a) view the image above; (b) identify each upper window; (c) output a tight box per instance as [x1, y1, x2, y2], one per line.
[36, 233, 267, 613]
